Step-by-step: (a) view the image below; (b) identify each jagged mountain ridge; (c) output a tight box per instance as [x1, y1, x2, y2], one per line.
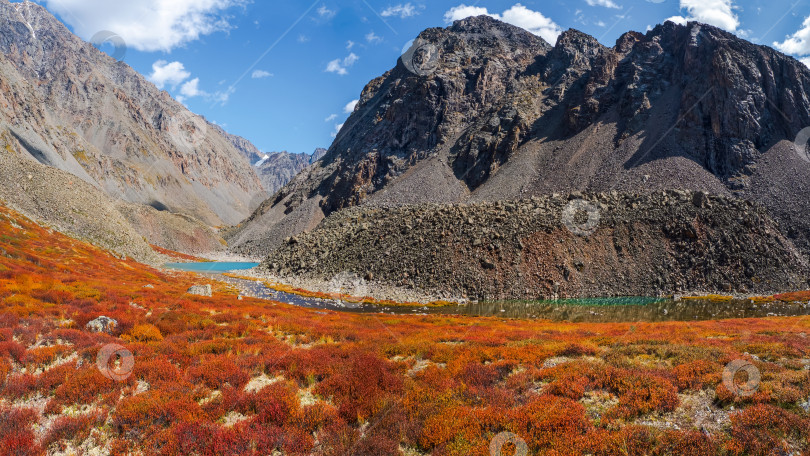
[0, 0, 264, 226]
[230, 16, 810, 258]
[254, 148, 328, 195]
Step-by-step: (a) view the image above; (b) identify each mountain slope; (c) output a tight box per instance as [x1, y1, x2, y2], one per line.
[231, 17, 810, 258]
[0, 0, 264, 227]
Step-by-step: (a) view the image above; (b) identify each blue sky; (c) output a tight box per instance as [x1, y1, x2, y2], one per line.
[25, 0, 810, 155]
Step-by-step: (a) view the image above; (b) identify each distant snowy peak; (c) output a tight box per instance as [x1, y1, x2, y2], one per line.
[254, 155, 270, 167]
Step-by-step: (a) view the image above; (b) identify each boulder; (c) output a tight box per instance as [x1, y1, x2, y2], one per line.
[187, 284, 213, 297]
[86, 316, 118, 334]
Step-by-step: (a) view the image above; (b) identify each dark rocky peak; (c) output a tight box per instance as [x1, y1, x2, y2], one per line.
[448, 15, 551, 51]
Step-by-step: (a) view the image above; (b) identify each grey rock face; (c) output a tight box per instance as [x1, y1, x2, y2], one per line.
[234, 16, 810, 259]
[187, 284, 213, 297]
[86, 316, 118, 334]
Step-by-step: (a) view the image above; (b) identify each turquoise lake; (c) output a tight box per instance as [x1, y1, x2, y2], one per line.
[164, 262, 259, 273]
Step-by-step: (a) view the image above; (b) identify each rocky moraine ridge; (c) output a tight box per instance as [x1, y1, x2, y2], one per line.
[261, 191, 809, 301]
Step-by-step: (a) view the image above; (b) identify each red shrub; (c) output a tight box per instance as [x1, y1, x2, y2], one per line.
[653, 430, 719, 456]
[314, 352, 404, 423]
[42, 412, 105, 449]
[113, 390, 204, 435]
[725, 404, 809, 455]
[507, 395, 591, 451]
[673, 360, 721, 391]
[186, 357, 249, 390]
[0, 406, 41, 456]
[53, 366, 121, 405]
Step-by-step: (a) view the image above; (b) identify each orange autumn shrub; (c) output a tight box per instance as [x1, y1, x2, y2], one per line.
[672, 360, 722, 391]
[52, 366, 121, 406]
[507, 395, 591, 452]
[124, 323, 164, 342]
[113, 390, 205, 436]
[185, 356, 249, 390]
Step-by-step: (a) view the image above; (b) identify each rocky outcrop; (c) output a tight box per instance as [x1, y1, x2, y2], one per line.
[0, 0, 264, 226]
[187, 284, 212, 297]
[261, 191, 810, 300]
[234, 16, 810, 259]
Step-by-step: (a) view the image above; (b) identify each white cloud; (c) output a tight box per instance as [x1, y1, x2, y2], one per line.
[444, 5, 491, 22]
[325, 114, 338, 122]
[444, 3, 562, 45]
[40, 0, 247, 52]
[344, 99, 359, 114]
[774, 16, 810, 56]
[317, 5, 336, 19]
[801, 57, 810, 68]
[676, 0, 739, 32]
[346, 40, 356, 50]
[331, 123, 344, 138]
[251, 70, 273, 79]
[381, 3, 420, 18]
[665, 16, 688, 26]
[366, 31, 383, 44]
[180, 78, 206, 98]
[586, 0, 621, 9]
[326, 53, 359, 75]
[148, 60, 191, 89]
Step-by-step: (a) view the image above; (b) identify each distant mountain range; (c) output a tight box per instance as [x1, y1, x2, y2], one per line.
[231, 16, 810, 260]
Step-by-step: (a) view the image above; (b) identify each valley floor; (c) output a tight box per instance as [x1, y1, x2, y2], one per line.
[1, 203, 809, 455]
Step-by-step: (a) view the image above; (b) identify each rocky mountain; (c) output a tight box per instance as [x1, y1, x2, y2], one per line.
[230, 16, 810, 259]
[254, 148, 328, 195]
[0, 0, 264, 227]
[262, 192, 809, 300]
